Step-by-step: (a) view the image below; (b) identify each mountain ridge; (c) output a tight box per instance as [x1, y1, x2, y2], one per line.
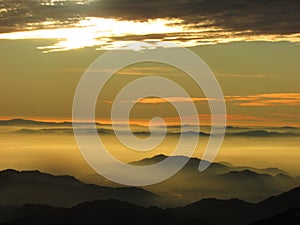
[0, 169, 158, 207]
[2, 186, 300, 225]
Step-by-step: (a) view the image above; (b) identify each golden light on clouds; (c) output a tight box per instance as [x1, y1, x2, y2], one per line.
[227, 93, 300, 106]
[0, 17, 183, 52]
[106, 93, 300, 107]
[0, 17, 299, 52]
[101, 92, 300, 126]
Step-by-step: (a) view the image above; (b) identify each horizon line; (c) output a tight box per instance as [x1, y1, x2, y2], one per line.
[0, 117, 299, 128]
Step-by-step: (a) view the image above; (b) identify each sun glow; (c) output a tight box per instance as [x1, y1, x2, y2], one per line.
[0, 17, 183, 52]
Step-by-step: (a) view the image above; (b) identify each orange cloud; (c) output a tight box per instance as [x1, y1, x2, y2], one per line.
[226, 93, 300, 106]
[106, 93, 300, 107]
[105, 97, 211, 104]
[136, 97, 208, 104]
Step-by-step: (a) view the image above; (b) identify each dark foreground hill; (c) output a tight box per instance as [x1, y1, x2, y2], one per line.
[2, 187, 300, 225]
[0, 169, 158, 207]
[251, 207, 300, 225]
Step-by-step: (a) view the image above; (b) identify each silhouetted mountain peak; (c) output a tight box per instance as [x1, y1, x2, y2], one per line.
[7, 118, 27, 123]
[220, 169, 272, 177]
[1, 169, 21, 174]
[131, 154, 212, 168]
[280, 126, 299, 130]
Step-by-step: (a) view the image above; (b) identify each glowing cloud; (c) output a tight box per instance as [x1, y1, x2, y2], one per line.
[0, 16, 299, 52]
[107, 93, 300, 107]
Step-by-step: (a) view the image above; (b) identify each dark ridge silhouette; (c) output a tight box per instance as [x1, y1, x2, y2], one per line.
[227, 130, 299, 137]
[226, 125, 236, 129]
[248, 187, 300, 224]
[279, 126, 299, 130]
[251, 207, 300, 225]
[235, 166, 288, 176]
[2, 186, 300, 225]
[170, 131, 210, 136]
[12, 127, 300, 137]
[172, 186, 300, 225]
[0, 204, 65, 224]
[169, 130, 299, 137]
[0, 118, 72, 126]
[0, 169, 158, 207]
[13, 128, 114, 135]
[14, 128, 74, 134]
[257, 186, 300, 216]
[176, 198, 254, 225]
[217, 170, 274, 182]
[0, 200, 212, 225]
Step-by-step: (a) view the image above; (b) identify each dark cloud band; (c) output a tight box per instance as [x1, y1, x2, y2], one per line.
[0, 0, 299, 35]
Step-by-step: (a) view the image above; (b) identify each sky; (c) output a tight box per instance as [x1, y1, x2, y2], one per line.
[0, 0, 300, 126]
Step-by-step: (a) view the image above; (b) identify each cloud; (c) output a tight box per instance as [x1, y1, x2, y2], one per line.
[105, 96, 219, 105]
[158, 113, 282, 126]
[0, 0, 299, 49]
[136, 97, 208, 104]
[216, 73, 275, 78]
[89, 0, 300, 35]
[108, 93, 300, 107]
[0, 0, 300, 35]
[226, 93, 300, 106]
[0, 0, 87, 32]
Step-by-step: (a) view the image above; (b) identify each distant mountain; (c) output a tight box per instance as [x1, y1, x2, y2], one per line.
[2, 119, 299, 137]
[0, 118, 72, 126]
[13, 128, 114, 135]
[132, 155, 300, 206]
[217, 169, 274, 183]
[0, 118, 101, 127]
[13, 127, 299, 137]
[133, 154, 291, 177]
[279, 126, 300, 130]
[0, 169, 158, 207]
[14, 128, 74, 134]
[162, 130, 298, 137]
[233, 166, 288, 176]
[2, 187, 300, 225]
[227, 130, 299, 137]
[167, 129, 299, 137]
